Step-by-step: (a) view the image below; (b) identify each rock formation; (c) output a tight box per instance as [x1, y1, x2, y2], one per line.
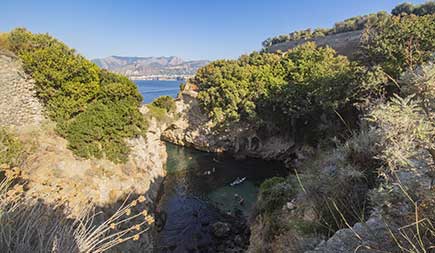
[162, 83, 295, 162]
[265, 30, 363, 59]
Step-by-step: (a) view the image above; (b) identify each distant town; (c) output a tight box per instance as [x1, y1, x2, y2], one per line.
[129, 74, 193, 81]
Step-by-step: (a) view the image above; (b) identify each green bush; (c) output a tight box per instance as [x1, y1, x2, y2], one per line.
[392, 2, 435, 16]
[361, 14, 435, 79]
[258, 177, 294, 214]
[151, 96, 176, 113]
[0, 33, 9, 49]
[194, 43, 355, 128]
[145, 104, 173, 123]
[62, 101, 146, 163]
[0, 128, 25, 167]
[5, 28, 146, 163]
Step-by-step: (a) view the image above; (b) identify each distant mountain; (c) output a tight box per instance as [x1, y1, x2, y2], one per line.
[92, 56, 209, 80]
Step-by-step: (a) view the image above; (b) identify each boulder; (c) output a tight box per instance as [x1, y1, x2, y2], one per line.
[211, 221, 231, 238]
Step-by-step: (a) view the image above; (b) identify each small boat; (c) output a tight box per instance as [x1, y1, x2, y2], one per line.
[230, 177, 246, 186]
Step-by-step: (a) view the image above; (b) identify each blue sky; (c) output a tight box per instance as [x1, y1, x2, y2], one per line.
[2, 0, 426, 60]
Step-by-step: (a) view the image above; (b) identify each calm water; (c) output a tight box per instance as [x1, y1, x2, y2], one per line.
[134, 80, 182, 104]
[137, 80, 289, 251]
[156, 143, 288, 252]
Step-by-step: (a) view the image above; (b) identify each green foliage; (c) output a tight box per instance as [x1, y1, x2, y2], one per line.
[370, 94, 435, 171]
[194, 43, 356, 128]
[361, 14, 435, 78]
[275, 43, 354, 117]
[8, 28, 100, 121]
[0, 33, 10, 49]
[258, 177, 294, 214]
[6, 28, 146, 163]
[401, 63, 435, 112]
[145, 104, 172, 123]
[62, 101, 146, 163]
[151, 96, 176, 113]
[392, 2, 435, 16]
[0, 128, 25, 167]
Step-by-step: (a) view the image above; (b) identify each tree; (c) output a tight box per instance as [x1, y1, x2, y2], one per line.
[391, 3, 414, 16]
[361, 14, 435, 79]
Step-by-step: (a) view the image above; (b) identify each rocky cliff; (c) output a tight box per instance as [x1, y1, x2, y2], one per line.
[0, 51, 169, 251]
[265, 30, 363, 58]
[161, 83, 295, 162]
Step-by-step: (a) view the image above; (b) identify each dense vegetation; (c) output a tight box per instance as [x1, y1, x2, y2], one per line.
[193, 7, 435, 252]
[194, 43, 361, 130]
[361, 13, 435, 78]
[151, 95, 176, 113]
[2, 28, 147, 163]
[262, 2, 435, 49]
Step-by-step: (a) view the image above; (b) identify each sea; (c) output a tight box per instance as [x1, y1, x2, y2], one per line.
[134, 80, 183, 104]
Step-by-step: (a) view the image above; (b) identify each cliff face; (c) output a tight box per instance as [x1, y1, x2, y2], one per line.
[265, 30, 363, 58]
[18, 117, 166, 212]
[0, 52, 169, 250]
[0, 50, 44, 127]
[161, 85, 295, 162]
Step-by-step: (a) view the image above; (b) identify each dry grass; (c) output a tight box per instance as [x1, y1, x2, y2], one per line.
[0, 172, 155, 253]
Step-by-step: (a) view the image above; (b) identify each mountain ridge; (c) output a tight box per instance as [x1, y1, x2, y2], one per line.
[92, 55, 209, 80]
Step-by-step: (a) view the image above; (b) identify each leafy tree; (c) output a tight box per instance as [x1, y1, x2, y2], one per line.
[412, 1, 435, 16]
[361, 14, 435, 79]
[391, 3, 415, 16]
[276, 42, 353, 117]
[194, 43, 357, 130]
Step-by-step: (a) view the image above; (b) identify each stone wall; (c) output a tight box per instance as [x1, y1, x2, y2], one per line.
[0, 50, 44, 127]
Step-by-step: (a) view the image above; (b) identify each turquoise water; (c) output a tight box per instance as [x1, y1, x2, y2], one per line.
[155, 143, 288, 251]
[134, 80, 182, 104]
[163, 143, 287, 215]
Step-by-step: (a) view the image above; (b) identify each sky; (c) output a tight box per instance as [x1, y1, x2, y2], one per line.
[2, 0, 427, 60]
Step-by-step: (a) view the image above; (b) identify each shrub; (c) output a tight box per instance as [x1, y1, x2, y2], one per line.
[258, 177, 294, 214]
[391, 3, 415, 15]
[0, 128, 26, 167]
[145, 104, 173, 124]
[151, 96, 176, 113]
[392, 2, 435, 16]
[369, 95, 435, 172]
[7, 28, 100, 121]
[0, 33, 9, 49]
[361, 14, 435, 79]
[5, 28, 147, 163]
[62, 100, 146, 163]
[194, 43, 356, 129]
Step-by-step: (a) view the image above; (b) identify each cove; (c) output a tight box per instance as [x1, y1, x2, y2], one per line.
[155, 143, 288, 252]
